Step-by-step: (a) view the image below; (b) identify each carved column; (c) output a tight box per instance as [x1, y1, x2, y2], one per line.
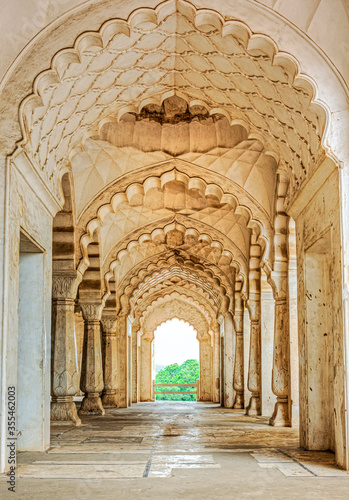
[79, 301, 105, 415]
[233, 285, 244, 409]
[140, 331, 153, 402]
[212, 323, 221, 403]
[101, 315, 118, 408]
[269, 180, 291, 427]
[131, 321, 139, 404]
[269, 279, 290, 426]
[116, 312, 128, 408]
[223, 312, 235, 408]
[246, 241, 261, 416]
[51, 274, 81, 426]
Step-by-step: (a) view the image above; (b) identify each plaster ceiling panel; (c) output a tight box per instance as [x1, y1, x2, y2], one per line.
[100, 206, 173, 260]
[72, 131, 276, 218]
[71, 142, 172, 214]
[21, 1, 326, 200]
[108, 221, 241, 291]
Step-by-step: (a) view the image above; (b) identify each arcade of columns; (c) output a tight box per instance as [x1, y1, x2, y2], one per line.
[45, 2, 316, 431]
[51, 162, 294, 425]
[1, 0, 349, 474]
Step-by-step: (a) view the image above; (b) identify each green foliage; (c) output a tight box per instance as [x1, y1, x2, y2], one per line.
[155, 359, 199, 401]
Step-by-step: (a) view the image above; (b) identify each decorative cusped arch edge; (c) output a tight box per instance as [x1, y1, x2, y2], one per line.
[79, 168, 269, 274]
[106, 220, 246, 289]
[135, 284, 218, 324]
[16, 0, 329, 203]
[115, 260, 234, 316]
[140, 293, 214, 343]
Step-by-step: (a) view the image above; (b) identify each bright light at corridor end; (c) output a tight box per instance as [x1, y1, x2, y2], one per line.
[154, 319, 199, 366]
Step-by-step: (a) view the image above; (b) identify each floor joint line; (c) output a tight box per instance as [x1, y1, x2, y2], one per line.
[143, 434, 160, 477]
[276, 448, 317, 477]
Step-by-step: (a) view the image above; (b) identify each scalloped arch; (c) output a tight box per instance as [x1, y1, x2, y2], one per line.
[134, 283, 217, 321]
[118, 250, 234, 297]
[140, 294, 212, 342]
[141, 291, 214, 332]
[107, 221, 246, 290]
[115, 261, 234, 315]
[17, 0, 327, 201]
[78, 167, 269, 276]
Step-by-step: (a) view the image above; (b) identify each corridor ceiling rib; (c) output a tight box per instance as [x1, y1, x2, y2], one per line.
[71, 124, 277, 219]
[115, 260, 233, 315]
[18, 0, 327, 203]
[134, 284, 218, 323]
[107, 221, 244, 288]
[77, 167, 271, 275]
[140, 293, 213, 342]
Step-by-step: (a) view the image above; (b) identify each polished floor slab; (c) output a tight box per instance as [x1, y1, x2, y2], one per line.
[1, 402, 349, 499]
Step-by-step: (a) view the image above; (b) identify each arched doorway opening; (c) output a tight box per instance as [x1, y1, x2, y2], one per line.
[138, 297, 216, 404]
[154, 318, 199, 401]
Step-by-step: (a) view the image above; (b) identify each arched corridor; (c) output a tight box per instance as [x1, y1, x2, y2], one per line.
[0, 0, 349, 497]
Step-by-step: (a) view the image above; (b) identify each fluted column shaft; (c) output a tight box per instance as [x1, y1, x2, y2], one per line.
[101, 317, 118, 408]
[269, 274, 291, 426]
[132, 324, 139, 403]
[223, 313, 235, 408]
[246, 241, 261, 416]
[51, 275, 81, 426]
[246, 313, 261, 415]
[269, 196, 291, 427]
[116, 313, 128, 408]
[233, 291, 244, 409]
[79, 302, 105, 416]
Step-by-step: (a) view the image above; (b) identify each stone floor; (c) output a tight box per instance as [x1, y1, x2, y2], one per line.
[1, 402, 349, 499]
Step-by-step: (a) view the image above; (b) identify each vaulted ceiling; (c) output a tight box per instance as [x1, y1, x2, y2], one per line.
[29, 0, 330, 322]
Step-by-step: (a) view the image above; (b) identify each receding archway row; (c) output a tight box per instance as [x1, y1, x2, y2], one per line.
[2, 0, 348, 478]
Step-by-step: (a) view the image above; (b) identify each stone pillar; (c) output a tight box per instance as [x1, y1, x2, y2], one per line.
[243, 307, 252, 407]
[269, 271, 290, 426]
[220, 324, 225, 405]
[260, 272, 276, 416]
[127, 316, 133, 407]
[132, 322, 139, 403]
[223, 313, 235, 408]
[74, 309, 85, 397]
[140, 332, 153, 402]
[212, 324, 221, 403]
[101, 315, 118, 408]
[288, 219, 299, 426]
[233, 287, 244, 409]
[79, 301, 105, 415]
[269, 182, 291, 427]
[51, 275, 81, 426]
[246, 241, 261, 416]
[199, 334, 213, 401]
[116, 313, 128, 408]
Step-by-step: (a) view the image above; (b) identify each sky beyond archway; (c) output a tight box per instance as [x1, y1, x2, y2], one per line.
[154, 318, 199, 366]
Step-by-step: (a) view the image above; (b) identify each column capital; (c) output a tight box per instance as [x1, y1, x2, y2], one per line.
[268, 270, 288, 301]
[247, 298, 260, 322]
[80, 301, 104, 321]
[52, 272, 81, 300]
[101, 317, 117, 335]
[233, 311, 244, 334]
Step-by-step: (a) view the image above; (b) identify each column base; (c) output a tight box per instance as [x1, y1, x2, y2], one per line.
[102, 391, 118, 408]
[269, 398, 290, 427]
[233, 392, 244, 409]
[51, 397, 81, 426]
[245, 394, 261, 416]
[78, 394, 105, 416]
